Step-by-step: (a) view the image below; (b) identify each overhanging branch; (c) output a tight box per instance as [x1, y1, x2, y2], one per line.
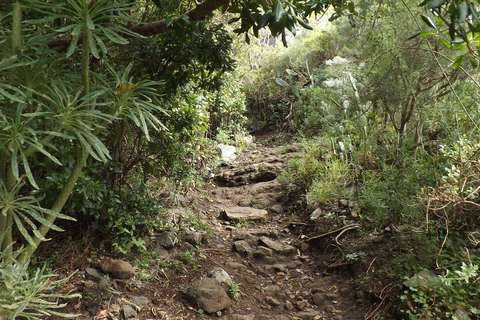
[47, 0, 230, 52]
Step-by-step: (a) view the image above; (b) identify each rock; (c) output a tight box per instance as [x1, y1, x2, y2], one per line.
[216, 163, 283, 187]
[312, 293, 327, 306]
[310, 208, 323, 221]
[284, 300, 294, 310]
[269, 229, 279, 238]
[325, 305, 337, 313]
[155, 231, 177, 249]
[207, 267, 233, 292]
[266, 264, 286, 273]
[296, 300, 308, 309]
[110, 304, 121, 313]
[225, 314, 256, 320]
[287, 260, 303, 269]
[99, 258, 135, 280]
[130, 295, 149, 306]
[122, 305, 137, 319]
[294, 311, 322, 320]
[85, 267, 103, 279]
[154, 245, 169, 257]
[356, 290, 365, 300]
[264, 285, 282, 297]
[326, 293, 340, 300]
[226, 262, 247, 269]
[254, 246, 273, 257]
[300, 242, 309, 252]
[338, 199, 349, 208]
[250, 193, 281, 208]
[234, 240, 253, 254]
[234, 232, 259, 246]
[184, 230, 205, 245]
[265, 296, 281, 306]
[259, 237, 295, 254]
[224, 207, 268, 222]
[218, 144, 237, 163]
[187, 278, 232, 313]
[403, 270, 440, 292]
[269, 204, 283, 214]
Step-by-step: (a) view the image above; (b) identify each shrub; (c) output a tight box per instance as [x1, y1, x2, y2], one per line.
[0, 231, 80, 319]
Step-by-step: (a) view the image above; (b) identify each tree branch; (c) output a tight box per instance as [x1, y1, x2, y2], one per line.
[47, 0, 230, 52]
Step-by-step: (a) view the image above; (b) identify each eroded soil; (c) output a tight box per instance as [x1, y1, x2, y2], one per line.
[39, 135, 398, 320]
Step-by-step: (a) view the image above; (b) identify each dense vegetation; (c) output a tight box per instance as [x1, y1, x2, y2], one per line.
[2, 0, 480, 318]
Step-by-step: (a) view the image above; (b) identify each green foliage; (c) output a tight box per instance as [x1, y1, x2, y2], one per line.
[401, 262, 480, 319]
[241, 26, 338, 126]
[105, 182, 173, 255]
[417, 0, 480, 69]
[228, 0, 354, 46]
[306, 159, 350, 205]
[358, 164, 428, 225]
[229, 281, 241, 300]
[179, 249, 202, 271]
[0, 232, 80, 319]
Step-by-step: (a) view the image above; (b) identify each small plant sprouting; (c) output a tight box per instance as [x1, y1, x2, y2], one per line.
[229, 281, 241, 300]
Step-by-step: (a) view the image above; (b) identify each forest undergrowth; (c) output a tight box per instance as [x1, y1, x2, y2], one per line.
[3, 0, 480, 319]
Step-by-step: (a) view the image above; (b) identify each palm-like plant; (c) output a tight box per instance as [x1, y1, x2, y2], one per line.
[0, 0, 167, 264]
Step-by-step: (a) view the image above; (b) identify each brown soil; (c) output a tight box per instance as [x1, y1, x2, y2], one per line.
[38, 134, 401, 320]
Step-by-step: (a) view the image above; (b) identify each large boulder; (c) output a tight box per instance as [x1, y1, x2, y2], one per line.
[186, 278, 232, 313]
[98, 258, 135, 280]
[223, 207, 268, 222]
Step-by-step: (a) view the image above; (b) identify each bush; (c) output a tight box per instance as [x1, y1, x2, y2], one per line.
[0, 232, 80, 319]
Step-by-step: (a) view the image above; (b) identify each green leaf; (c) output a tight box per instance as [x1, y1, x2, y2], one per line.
[286, 69, 297, 76]
[297, 18, 313, 30]
[453, 54, 464, 70]
[98, 26, 128, 44]
[11, 150, 19, 181]
[89, 36, 99, 59]
[457, 2, 468, 23]
[259, 11, 273, 28]
[21, 153, 38, 190]
[421, 14, 437, 29]
[164, 16, 174, 27]
[93, 34, 107, 56]
[469, 57, 478, 70]
[174, 21, 185, 38]
[407, 32, 434, 40]
[13, 214, 36, 247]
[286, 16, 296, 35]
[55, 24, 76, 33]
[276, 78, 289, 87]
[291, 86, 300, 98]
[181, 15, 191, 27]
[71, 24, 82, 36]
[0, 88, 25, 103]
[439, 37, 453, 48]
[273, 1, 285, 22]
[86, 17, 95, 31]
[66, 32, 81, 58]
[427, 0, 447, 8]
[281, 30, 288, 46]
[276, 65, 282, 78]
[40, 207, 77, 221]
[152, 0, 162, 8]
[449, 19, 456, 41]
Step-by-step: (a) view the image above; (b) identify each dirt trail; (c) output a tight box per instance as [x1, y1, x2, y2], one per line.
[48, 138, 373, 320]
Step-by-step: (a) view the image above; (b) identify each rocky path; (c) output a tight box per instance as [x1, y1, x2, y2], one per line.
[52, 140, 370, 320]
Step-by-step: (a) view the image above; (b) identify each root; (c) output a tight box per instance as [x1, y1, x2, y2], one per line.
[302, 224, 360, 244]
